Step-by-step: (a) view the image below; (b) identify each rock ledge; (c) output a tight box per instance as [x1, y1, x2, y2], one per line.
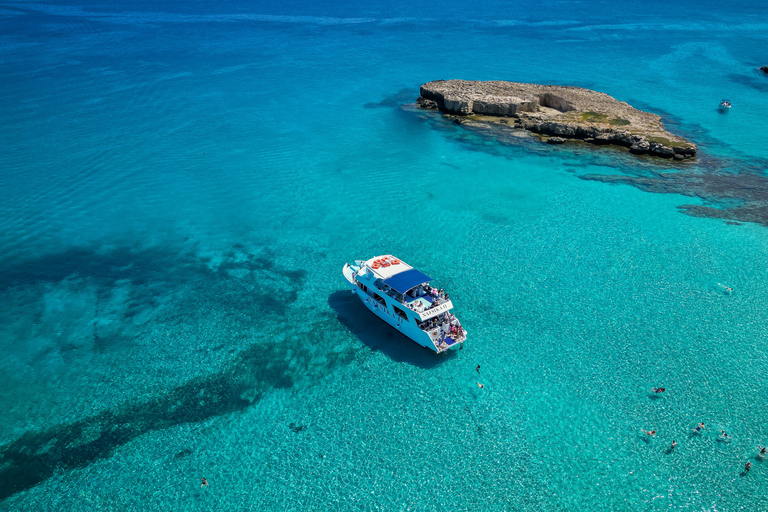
[417, 80, 697, 159]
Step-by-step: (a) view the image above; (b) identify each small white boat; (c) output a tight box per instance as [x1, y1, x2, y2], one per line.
[719, 99, 731, 111]
[342, 255, 466, 353]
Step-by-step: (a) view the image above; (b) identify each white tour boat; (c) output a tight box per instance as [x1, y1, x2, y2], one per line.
[342, 255, 466, 353]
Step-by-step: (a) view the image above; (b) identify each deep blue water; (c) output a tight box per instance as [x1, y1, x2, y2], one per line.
[1, 0, 768, 510]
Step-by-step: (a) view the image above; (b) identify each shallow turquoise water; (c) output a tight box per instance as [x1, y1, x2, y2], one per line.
[1, 1, 768, 510]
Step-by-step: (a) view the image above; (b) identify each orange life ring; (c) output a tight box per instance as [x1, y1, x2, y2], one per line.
[372, 263, 380, 269]
[392, 259, 400, 264]
[381, 262, 390, 267]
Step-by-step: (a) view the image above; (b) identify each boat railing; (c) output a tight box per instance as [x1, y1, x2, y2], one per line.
[374, 281, 453, 315]
[421, 317, 464, 339]
[432, 325, 466, 352]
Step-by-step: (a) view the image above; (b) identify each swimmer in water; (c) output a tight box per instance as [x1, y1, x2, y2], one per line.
[745, 461, 752, 472]
[201, 478, 209, 489]
[693, 422, 705, 433]
[758, 446, 767, 457]
[476, 382, 484, 388]
[717, 283, 733, 294]
[652, 387, 666, 393]
[642, 429, 656, 437]
[721, 430, 730, 439]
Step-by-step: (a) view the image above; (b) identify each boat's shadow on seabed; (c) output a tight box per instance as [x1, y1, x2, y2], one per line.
[328, 291, 457, 369]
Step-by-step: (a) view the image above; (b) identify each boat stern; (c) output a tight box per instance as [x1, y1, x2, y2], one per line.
[342, 263, 358, 288]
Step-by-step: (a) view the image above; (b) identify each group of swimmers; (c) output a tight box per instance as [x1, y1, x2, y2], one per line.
[644, 388, 764, 474]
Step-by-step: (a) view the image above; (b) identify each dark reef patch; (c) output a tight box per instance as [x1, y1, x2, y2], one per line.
[288, 423, 307, 433]
[581, 169, 768, 226]
[173, 448, 193, 459]
[0, 332, 307, 501]
[727, 72, 768, 93]
[0, 241, 355, 501]
[0, 371, 247, 499]
[0, 243, 307, 333]
[364, 88, 416, 109]
[407, 102, 768, 228]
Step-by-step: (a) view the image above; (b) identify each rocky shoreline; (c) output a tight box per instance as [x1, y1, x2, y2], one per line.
[417, 80, 697, 160]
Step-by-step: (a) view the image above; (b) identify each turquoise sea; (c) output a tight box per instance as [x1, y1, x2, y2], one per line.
[2, 0, 768, 510]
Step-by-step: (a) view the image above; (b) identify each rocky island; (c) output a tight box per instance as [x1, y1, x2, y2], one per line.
[417, 80, 697, 160]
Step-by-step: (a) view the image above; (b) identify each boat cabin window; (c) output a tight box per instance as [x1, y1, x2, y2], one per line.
[392, 305, 408, 322]
[357, 281, 368, 294]
[373, 293, 386, 307]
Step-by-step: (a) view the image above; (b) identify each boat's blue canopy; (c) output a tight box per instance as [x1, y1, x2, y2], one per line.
[383, 269, 432, 294]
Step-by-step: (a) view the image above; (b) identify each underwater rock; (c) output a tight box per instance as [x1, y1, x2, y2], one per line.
[416, 96, 438, 109]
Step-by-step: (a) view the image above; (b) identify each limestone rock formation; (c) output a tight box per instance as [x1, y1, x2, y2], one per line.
[630, 140, 650, 154]
[417, 80, 697, 159]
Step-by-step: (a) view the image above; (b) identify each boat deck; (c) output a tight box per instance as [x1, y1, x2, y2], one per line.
[435, 335, 463, 352]
[407, 295, 434, 310]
